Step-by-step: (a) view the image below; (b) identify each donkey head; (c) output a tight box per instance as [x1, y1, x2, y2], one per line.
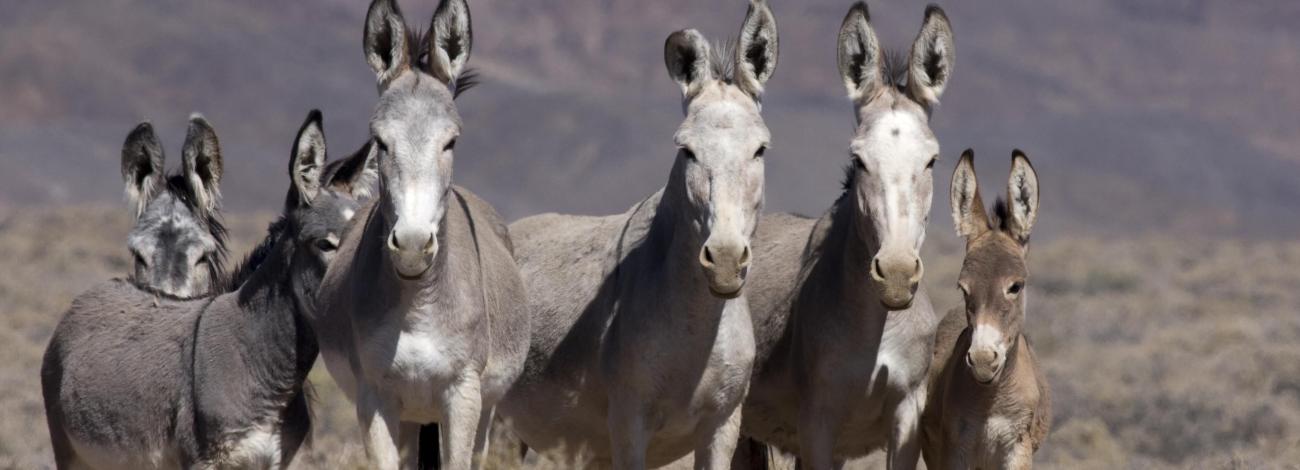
[121, 116, 228, 297]
[663, 0, 778, 298]
[950, 149, 1040, 384]
[837, 2, 954, 309]
[362, 0, 473, 280]
[279, 110, 377, 300]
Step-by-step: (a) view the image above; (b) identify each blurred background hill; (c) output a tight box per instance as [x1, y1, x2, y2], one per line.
[2, 0, 1299, 238]
[2, 0, 1299, 468]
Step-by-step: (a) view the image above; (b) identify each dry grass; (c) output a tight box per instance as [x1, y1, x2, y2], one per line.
[3, 205, 1300, 469]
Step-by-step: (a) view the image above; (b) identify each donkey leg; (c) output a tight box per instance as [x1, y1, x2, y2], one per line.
[357, 385, 403, 469]
[796, 407, 837, 470]
[607, 399, 648, 470]
[439, 374, 483, 470]
[470, 406, 494, 470]
[696, 404, 743, 470]
[885, 389, 924, 470]
[398, 421, 422, 470]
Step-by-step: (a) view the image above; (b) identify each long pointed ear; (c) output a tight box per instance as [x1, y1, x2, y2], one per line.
[665, 29, 713, 100]
[734, 0, 779, 100]
[328, 140, 380, 201]
[364, 0, 410, 87]
[906, 5, 955, 109]
[1005, 149, 1040, 244]
[427, 0, 472, 86]
[837, 2, 885, 103]
[121, 122, 165, 218]
[951, 149, 989, 240]
[181, 114, 223, 213]
[290, 110, 328, 206]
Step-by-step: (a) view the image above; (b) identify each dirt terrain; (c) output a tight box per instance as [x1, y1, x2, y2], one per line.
[2, 206, 1297, 468]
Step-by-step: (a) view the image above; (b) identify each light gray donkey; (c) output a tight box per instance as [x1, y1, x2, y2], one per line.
[41, 110, 375, 469]
[496, 2, 779, 468]
[738, 3, 955, 469]
[120, 116, 229, 297]
[310, 0, 529, 468]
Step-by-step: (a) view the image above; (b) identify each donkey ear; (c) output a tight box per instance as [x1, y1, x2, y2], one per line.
[906, 5, 955, 108]
[734, 0, 779, 99]
[364, 0, 410, 86]
[290, 110, 328, 206]
[181, 114, 223, 213]
[121, 122, 165, 218]
[665, 29, 713, 99]
[428, 0, 472, 86]
[1005, 149, 1040, 244]
[951, 149, 989, 240]
[329, 140, 380, 201]
[837, 2, 885, 103]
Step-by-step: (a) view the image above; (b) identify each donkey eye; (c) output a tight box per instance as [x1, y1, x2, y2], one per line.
[375, 140, 390, 154]
[926, 156, 938, 170]
[852, 157, 867, 171]
[314, 238, 338, 252]
[754, 146, 767, 159]
[444, 139, 457, 152]
[1008, 281, 1024, 295]
[133, 252, 148, 267]
[681, 148, 697, 161]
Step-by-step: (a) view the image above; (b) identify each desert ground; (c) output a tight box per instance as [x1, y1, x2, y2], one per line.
[3, 205, 1298, 469]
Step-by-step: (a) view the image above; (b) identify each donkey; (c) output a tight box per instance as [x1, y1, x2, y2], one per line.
[310, 1, 529, 468]
[920, 149, 1051, 470]
[41, 110, 374, 469]
[120, 116, 229, 297]
[736, 3, 954, 469]
[495, 2, 778, 468]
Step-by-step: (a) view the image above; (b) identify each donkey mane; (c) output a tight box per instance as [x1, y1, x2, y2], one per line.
[709, 40, 737, 84]
[226, 217, 290, 291]
[992, 196, 1014, 234]
[879, 48, 909, 91]
[404, 28, 478, 97]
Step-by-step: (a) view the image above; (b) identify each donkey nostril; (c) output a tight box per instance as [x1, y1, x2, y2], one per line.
[739, 245, 752, 266]
[423, 233, 436, 253]
[388, 231, 401, 251]
[873, 258, 886, 280]
[703, 246, 716, 265]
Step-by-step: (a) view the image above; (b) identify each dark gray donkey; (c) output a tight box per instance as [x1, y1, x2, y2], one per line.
[739, 3, 955, 469]
[41, 110, 375, 469]
[120, 116, 229, 297]
[311, 0, 529, 468]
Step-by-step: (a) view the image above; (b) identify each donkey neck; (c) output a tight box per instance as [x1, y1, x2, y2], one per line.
[823, 194, 882, 288]
[229, 221, 319, 381]
[627, 167, 730, 318]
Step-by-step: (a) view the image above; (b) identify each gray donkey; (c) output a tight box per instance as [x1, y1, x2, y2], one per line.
[496, 2, 778, 468]
[120, 116, 228, 297]
[310, 0, 529, 468]
[41, 110, 375, 469]
[921, 150, 1051, 469]
[738, 3, 954, 469]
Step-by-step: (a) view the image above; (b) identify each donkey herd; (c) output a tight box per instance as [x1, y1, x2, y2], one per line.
[38, 0, 1052, 468]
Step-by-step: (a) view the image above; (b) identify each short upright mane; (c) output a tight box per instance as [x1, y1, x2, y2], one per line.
[880, 48, 909, 91]
[404, 27, 478, 97]
[225, 217, 290, 292]
[710, 40, 737, 84]
[992, 196, 1010, 232]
